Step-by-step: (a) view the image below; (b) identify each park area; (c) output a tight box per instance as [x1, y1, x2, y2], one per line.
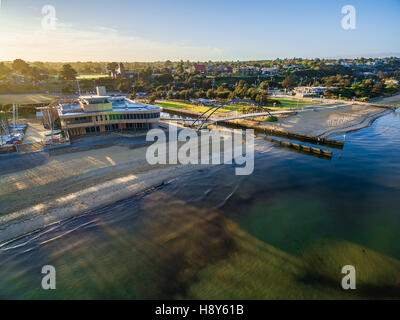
[0, 94, 57, 120]
[0, 93, 56, 105]
[76, 74, 110, 80]
[158, 98, 319, 114]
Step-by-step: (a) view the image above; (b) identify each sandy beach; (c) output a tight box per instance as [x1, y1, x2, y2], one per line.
[0, 133, 215, 243]
[372, 93, 400, 106]
[258, 103, 392, 138]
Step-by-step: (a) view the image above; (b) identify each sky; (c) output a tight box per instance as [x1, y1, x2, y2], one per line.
[0, 0, 399, 62]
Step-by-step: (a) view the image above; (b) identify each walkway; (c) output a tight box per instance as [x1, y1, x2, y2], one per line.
[22, 121, 47, 145]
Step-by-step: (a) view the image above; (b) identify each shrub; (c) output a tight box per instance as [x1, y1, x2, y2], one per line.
[265, 116, 278, 122]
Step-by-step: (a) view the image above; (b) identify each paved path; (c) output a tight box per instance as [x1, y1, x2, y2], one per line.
[22, 121, 47, 145]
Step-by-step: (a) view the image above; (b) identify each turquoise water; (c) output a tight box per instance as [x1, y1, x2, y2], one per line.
[1, 109, 400, 299]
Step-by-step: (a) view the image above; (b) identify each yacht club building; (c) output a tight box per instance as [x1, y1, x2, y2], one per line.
[56, 95, 160, 137]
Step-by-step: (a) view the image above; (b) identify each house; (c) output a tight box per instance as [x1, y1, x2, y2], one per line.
[190, 98, 216, 106]
[385, 79, 399, 86]
[261, 67, 279, 75]
[294, 86, 331, 97]
[7, 73, 25, 83]
[268, 88, 283, 96]
[233, 66, 260, 75]
[125, 71, 136, 79]
[360, 72, 376, 77]
[218, 65, 233, 74]
[136, 92, 151, 98]
[186, 64, 207, 74]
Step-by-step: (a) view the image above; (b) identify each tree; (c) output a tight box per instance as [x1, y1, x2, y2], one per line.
[255, 94, 269, 105]
[372, 82, 384, 96]
[0, 63, 11, 78]
[177, 61, 185, 74]
[27, 67, 42, 83]
[207, 89, 216, 99]
[259, 81, 270, 90]
[12, 59, 30, 74]
[107, 62, 118, 72]
[196, 88, 206, 99]
[282, 76, 295, 89]
[149, 94, 157, 104]
[60, 64, 77, 80]
[61, 84, 75, 95]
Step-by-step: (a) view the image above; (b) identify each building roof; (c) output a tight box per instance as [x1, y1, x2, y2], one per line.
[193, 64, 207, 72]
[58, 96, 160, 116]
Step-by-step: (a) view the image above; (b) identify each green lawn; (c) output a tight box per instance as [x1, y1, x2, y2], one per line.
[76, 74, 110, 80]
[159, 99, 320, 114]
[0, 93, 56, 105]
[158, 101, 233, 114]
[269, 98, 318, 108]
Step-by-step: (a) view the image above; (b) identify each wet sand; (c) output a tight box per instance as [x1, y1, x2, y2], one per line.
[0, 131, 224, 243]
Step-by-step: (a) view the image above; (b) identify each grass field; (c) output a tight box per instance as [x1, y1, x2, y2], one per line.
[76, 74, 110, 80]
[0, 93, 56, 105]
[269, 98, 318, 108]
[159, 99, 320, 114]
[158, 101, 234, 114]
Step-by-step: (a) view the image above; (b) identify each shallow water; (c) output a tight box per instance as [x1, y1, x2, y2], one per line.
[1, 110, 400, 299]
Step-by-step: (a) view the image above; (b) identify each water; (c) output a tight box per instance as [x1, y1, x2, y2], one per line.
[1, 110, 400, 299]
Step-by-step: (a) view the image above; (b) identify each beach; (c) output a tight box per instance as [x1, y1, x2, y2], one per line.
[0, 133, 214, 243]
[373, 93, 400, 106]
[258, 103, 392, 138]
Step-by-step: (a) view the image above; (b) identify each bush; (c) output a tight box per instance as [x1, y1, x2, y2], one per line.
[265, 116, 278, 122]
[238, 106, 263, 113]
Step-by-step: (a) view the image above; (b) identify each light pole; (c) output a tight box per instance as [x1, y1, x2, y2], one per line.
[76, 80, 82, 96]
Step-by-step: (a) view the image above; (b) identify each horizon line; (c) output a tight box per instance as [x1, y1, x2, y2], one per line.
[1, 54, 400, 64]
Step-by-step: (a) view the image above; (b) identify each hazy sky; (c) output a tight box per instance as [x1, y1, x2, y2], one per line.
[0, 0, 399, 62]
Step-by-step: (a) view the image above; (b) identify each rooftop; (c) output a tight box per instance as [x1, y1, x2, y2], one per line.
[58, 95, 160, 116]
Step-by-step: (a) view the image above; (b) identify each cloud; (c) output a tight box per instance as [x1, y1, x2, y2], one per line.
[0, 16, 224, 62]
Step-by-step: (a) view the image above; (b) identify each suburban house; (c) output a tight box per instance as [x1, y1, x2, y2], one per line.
[186, 64, 207, 74]
[294, 86, 330, 97]
[218, 65, 233, 74]
[385, 79, 399, 86]
[233, 66, 260, 75]
[261, 67, 279, 75]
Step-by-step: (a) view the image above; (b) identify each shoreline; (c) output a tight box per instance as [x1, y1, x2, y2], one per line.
[255, 104, 394, 139]
[0, 162, 210, 244]
[320, 108, 392, 138]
